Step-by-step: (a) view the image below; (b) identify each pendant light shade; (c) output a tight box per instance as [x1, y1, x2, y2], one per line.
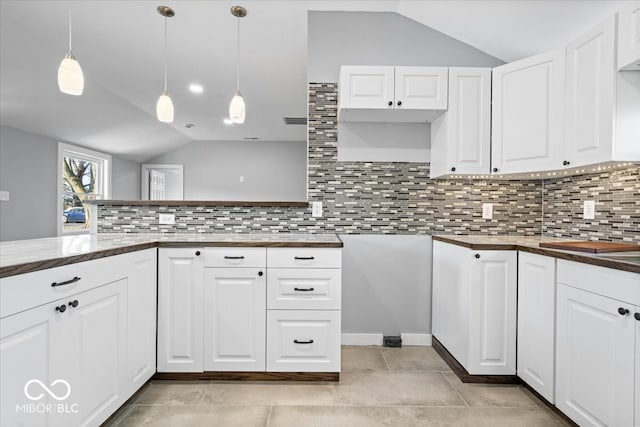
[156, 92, 174, 123]
[157, 6, 175, 123]
[229, 6, 247, 124]
[58, 52, 84, 96]
[229, 91, 245, 124]
[58, 11, 84, 96]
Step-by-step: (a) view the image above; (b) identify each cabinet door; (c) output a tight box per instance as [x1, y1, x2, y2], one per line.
[124, 249, 157, 394]
[517, 252, 556, 403]
[636, 305, 640, 427]
[491, 50, 565, 174]
[394, 66, 448, 110]
[618, 1, 640, 70]
[64, 279, 127, 427]
[157, 248, 204, 372]
[1, 302, 60, 427]
[556, 284, 634, 427]
[204, 268, 266, 371]
[339, 66, 395, 109]
[565, 15, 616, 167]
[468, 250, 517, 375]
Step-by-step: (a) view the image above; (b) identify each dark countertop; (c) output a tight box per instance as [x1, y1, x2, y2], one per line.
[0, 233, 343, 278]
[433, 235, 640, 274]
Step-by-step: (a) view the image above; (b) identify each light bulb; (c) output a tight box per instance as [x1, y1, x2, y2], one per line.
[58, 52, 84, 96]
[229, 91, 245, 124]
[156, 92, 174, 123]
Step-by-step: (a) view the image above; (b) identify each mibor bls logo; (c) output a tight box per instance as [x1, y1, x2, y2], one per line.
[16, 379, 79, 415]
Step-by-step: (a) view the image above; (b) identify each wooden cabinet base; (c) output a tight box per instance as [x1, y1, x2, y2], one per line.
[152, 371, 339, 382]
[432, 337, 519, 384]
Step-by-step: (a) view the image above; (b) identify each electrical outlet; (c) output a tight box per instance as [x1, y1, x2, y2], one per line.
[312, 201, 323, 218]
[159, 213, 175, 225]
[583, 200, 595, 220]
[239, 176, 245, 183]
[0, 190, 9, 201]
[482, 203, 493, 219]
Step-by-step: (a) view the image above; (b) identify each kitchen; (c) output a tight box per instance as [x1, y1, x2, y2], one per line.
[0, 1, 639, 426]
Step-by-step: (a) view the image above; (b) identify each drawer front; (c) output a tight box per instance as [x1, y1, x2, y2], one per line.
[0, 249, 154, 319]
[204, 248, 266, 268]
[557, 260, 640, 305]
[267, 269, 341, 310]
[267, 248, 341, 269]
[267, 310, 341, 372]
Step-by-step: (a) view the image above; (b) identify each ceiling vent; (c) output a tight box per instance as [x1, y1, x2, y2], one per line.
[243, 137, 259, 140]
[283, 117, 307, 125]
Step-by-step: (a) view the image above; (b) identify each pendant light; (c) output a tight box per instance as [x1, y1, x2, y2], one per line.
[229, 6, 247, 124]
[156, 6, 175, 123]
[58, 10, 84, 96]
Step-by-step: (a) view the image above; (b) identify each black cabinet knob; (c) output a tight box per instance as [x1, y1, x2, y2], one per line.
[388, 101, 393, 106]
[563, 160, 570, 166]
[397, 101, 402, 106]
[195, 251, 201, 256]
[55, 304, 67, 313]
[635, 313, 640, 321]
[68, 300, 79, 308]
[451, 167, 456, 172]
[492, 168, 498, 173]
[258, 271, 263, 277]
[474, 254, 480, 259]
[618, 307, 630, 316]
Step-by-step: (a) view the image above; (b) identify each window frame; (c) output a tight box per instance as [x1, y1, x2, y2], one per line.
[57, 142, 112, 236]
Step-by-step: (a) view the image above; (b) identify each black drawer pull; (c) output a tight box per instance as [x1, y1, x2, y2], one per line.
[294, 256, 315, 260]
[55, 304, 67, 313]
[294, 287, 315, 292]
[294, 339, 314, 344]
[51, 276, 81, 287]
[68, 300, 79, 308]
[224, 256, 245, 260]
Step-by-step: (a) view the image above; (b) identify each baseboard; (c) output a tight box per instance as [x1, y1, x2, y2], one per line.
[341, 333, 383, 345]
[400, 333, 432, 346]
[341, 333, 432, 346]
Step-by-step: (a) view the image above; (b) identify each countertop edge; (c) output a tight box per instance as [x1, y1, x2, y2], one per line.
[0, 238, 344, 278]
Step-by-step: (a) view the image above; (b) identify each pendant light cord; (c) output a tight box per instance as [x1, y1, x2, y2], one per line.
[236, 16, 240, 92]
[163, 16, 168, 93]
[68, 10, 72, 52]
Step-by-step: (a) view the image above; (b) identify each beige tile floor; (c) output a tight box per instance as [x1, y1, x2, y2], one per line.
[106, 346, 570, 426]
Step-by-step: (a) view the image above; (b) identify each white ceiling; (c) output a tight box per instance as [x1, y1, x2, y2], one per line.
[0, 0, 629, 162]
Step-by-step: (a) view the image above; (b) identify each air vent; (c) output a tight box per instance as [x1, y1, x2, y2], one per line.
[185, 123, 195, 128]
[243, 137, 259, 140]
[283, 117, 307, 125]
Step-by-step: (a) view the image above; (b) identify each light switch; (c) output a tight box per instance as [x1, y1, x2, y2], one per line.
[583, 200, 595, 220]
[312, 201, 323, 218]
[239, 176, 245, 183]
[482, 203, 493, 219]
[0, 190, 9, 201]
[159, 213, 175, 225]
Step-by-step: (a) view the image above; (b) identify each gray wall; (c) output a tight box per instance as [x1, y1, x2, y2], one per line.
[0, 125, 58, 241]
[308, 11, 504, 83]
[146, 140, 307, 201]
[0, 125, 140, 241]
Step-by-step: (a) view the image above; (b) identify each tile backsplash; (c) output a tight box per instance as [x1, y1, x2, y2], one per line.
[98, 83, 638, 243]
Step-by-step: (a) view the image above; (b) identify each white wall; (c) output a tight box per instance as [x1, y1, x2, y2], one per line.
[112, 156, 141, 200]
[146, 140, 307, 201]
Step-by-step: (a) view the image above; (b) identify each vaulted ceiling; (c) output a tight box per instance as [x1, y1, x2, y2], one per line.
[0, 1, 628, 162]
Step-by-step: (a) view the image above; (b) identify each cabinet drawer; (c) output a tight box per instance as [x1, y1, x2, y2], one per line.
[267, 248, 341, 269]
[267, 310, 341, 372]
[557, 260, 640, 305]
[267, 269, 341, 310]
[204, 248, 266, 268]
[0, 250, 154, 319]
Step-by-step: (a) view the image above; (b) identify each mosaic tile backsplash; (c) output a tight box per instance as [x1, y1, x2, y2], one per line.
[98, 83, 639, 243]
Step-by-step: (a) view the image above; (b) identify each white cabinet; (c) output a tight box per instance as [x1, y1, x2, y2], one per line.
[0, 249, 157, 427]
[432, 240, 517, 375]
[430, 67, 491, 178]
[555, 259, 640, 427]
[204, 267, 266, 371]
[339, 65, 447, 122]
[157, 248, 204, 373]
[517, 252, 556, 403]
[618, 0, 640, 70]
[491, 50, 566, 174]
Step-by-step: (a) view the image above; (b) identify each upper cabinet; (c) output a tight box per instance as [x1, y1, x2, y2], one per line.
[618, 0, 640, 70]
[430, 67, 491, 178]
[339, 66, 448, 122]
[491, 50, 566, 174]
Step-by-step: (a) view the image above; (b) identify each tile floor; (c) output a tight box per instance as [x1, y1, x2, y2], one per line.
[106, 346, 570, 426]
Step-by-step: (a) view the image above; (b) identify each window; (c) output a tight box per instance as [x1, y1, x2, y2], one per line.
[58, 143, 111, 235]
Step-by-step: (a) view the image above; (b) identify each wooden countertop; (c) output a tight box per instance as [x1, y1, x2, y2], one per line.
[433, 235, 640, 274]
[0, 233, 343, 278]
